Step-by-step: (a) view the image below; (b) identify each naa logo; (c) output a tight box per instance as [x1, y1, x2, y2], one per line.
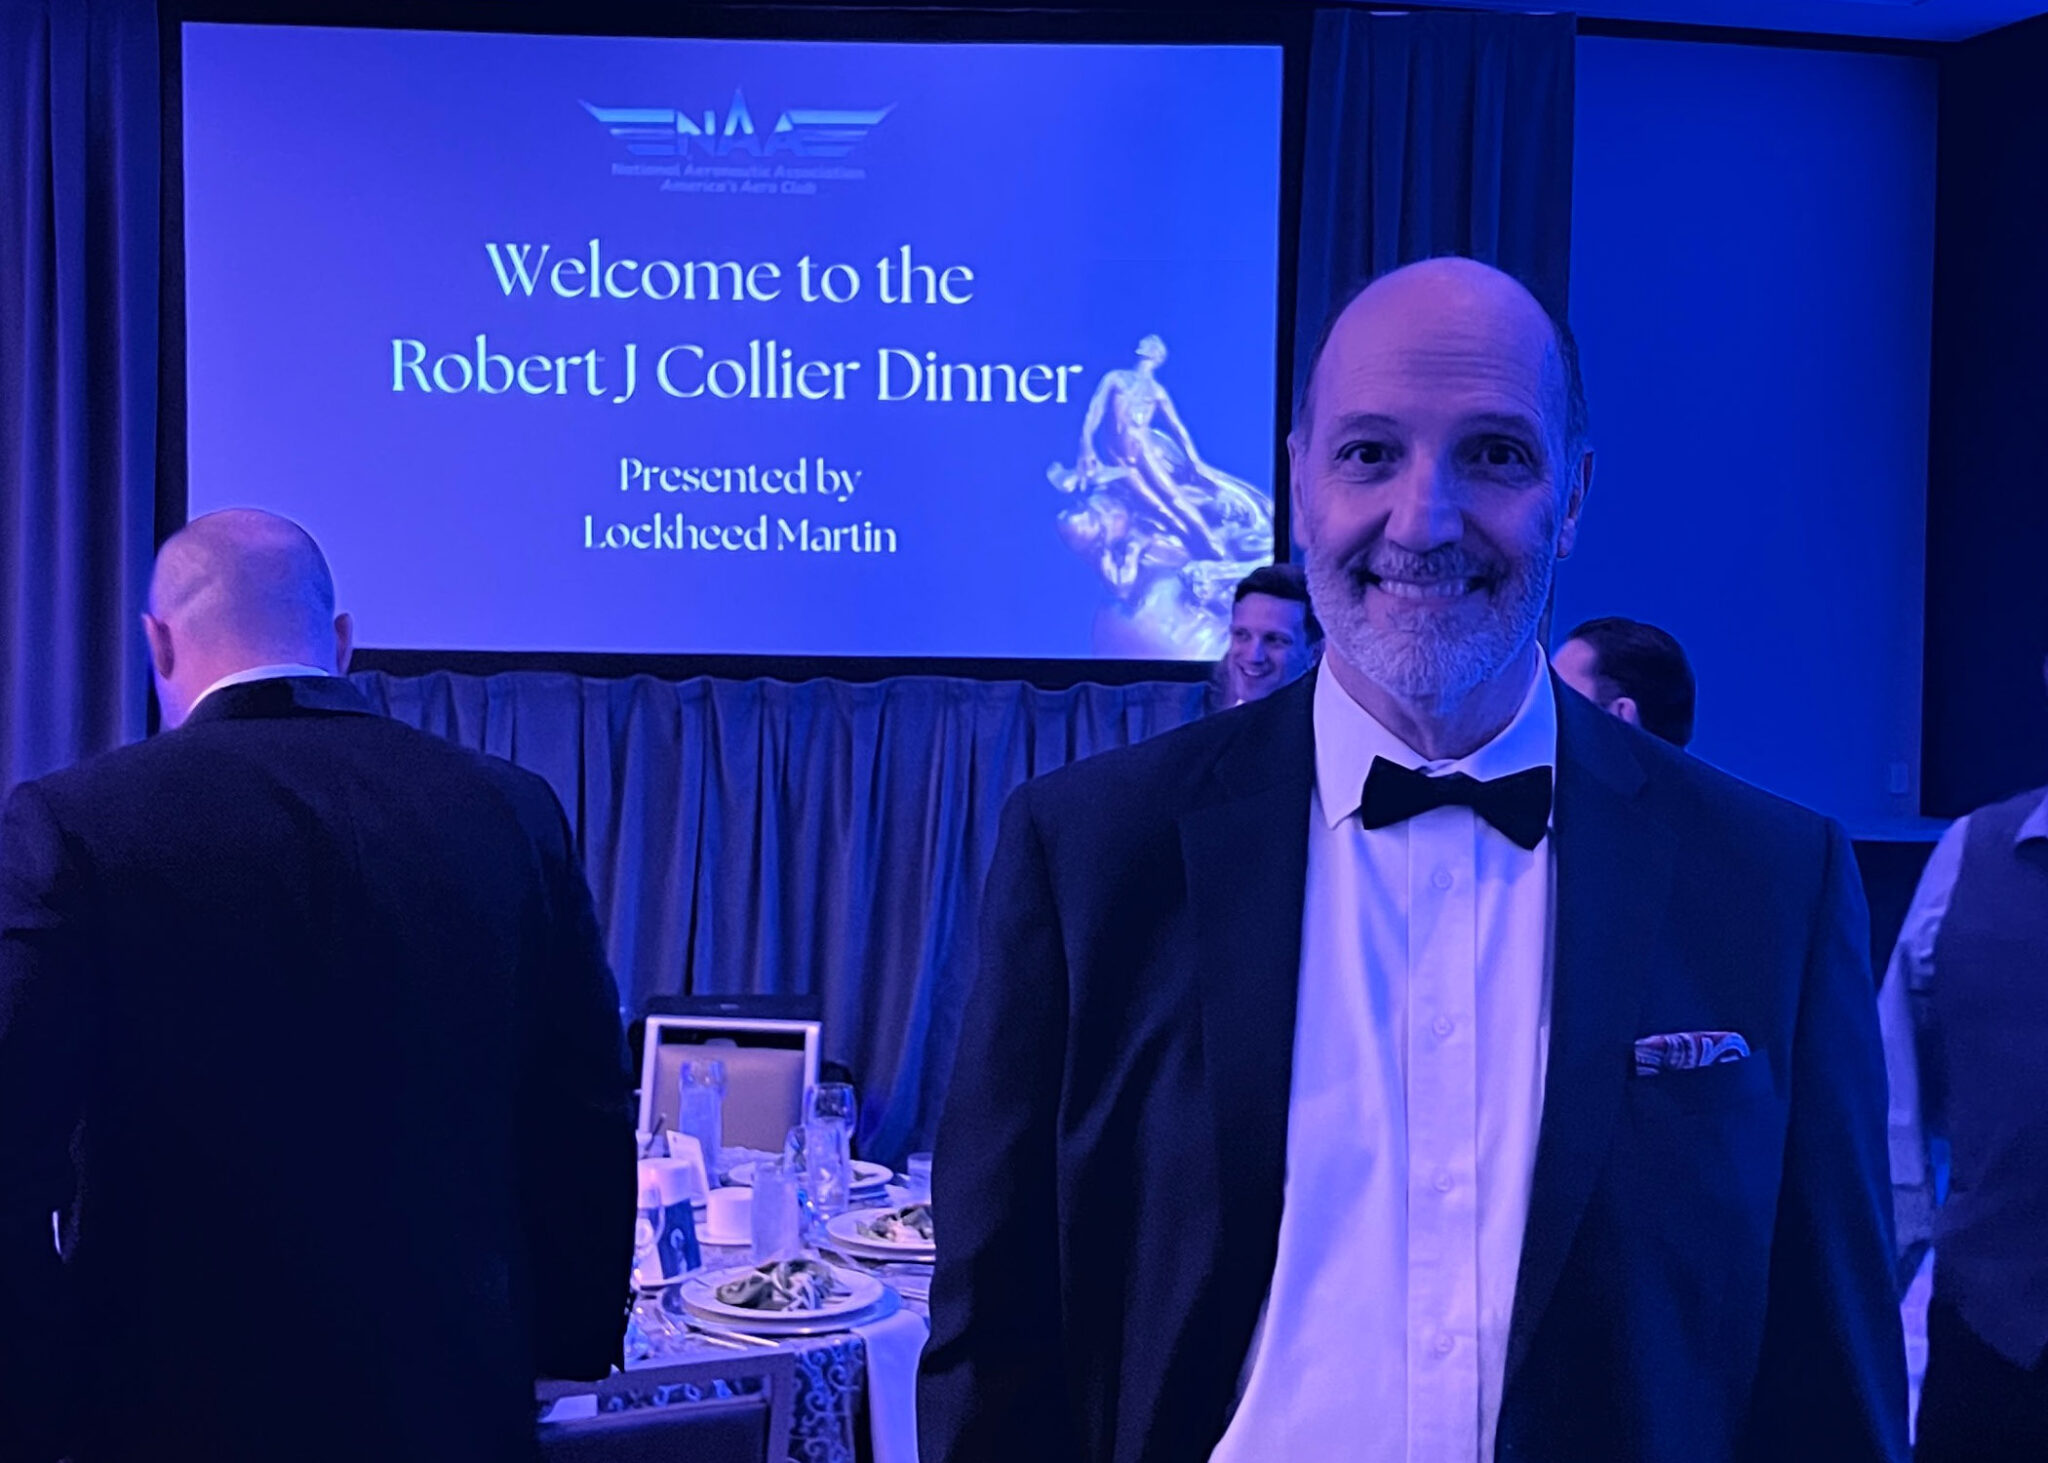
[582, 90, 892, 160]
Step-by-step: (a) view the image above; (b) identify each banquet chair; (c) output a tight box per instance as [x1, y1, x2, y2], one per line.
[640, 1001, 823, 1153]
[536, 1353, 796, 1463]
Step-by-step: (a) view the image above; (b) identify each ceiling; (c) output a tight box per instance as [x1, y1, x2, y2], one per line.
[1438, 0, 2048, 42]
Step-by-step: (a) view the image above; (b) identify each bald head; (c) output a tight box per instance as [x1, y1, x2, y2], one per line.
[1296, 257, 1587, 462]
[1286, 255, 1597, 756]
[143, 509, 351, 727]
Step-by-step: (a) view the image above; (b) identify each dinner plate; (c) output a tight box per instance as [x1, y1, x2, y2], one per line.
[825, 1232, 936, 1266]
[680, 1263, 885, 1330]
[827, 1208, 936, 1259]
[725, 1159, 894, 1192]
[683, 1285, 902, 1338]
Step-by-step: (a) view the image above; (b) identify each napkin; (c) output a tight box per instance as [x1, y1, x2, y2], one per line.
[856, 1304, 929, 1463]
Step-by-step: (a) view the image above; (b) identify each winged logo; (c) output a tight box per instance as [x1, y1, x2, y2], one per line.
[582, 90, 893, 160]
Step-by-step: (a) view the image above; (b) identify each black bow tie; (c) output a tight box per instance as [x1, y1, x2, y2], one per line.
[1357, 756, 1554, 851]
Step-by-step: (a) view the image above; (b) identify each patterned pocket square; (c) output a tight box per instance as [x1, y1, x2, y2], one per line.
[1632, 1031, 1751, 1077]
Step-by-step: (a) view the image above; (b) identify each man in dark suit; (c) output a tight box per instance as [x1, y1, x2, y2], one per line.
[0, 510, 634, 1463]
[920, 259, 1906, 1462]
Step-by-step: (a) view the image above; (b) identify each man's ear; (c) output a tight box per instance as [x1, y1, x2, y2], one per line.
[333, 612, 355, 675]
[141, 612, 174, 680]
[1287, 429, 1310, 553]
[1609, 695, 1642, 729]
[1556, 449, 1595, 559]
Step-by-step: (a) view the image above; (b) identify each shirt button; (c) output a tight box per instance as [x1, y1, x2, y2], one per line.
[1435, 1333, 1455, 1356]
[1432, 1015, 1455, 1039]
[1433, 1170, 1453, 1193]
[1431, 868, 1453, 891]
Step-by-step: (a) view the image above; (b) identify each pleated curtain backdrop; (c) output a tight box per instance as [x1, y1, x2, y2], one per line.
[1293, 6, 1578, 401]
[0, 0, 158, 797]
[352, 671, 1211, 1166]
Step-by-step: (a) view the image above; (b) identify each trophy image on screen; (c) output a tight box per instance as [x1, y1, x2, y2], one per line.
[1048, 336, 1274, 659]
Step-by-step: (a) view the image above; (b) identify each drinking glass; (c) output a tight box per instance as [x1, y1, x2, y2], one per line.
[675, 1058, 727, 1179]
[750, 1152, 804, 1263]
[806, 1121, 854, 1222]
[633, 1173, 666, 1289]
[904, 1152, 934, 1204]
[802, 1082, 857, 1228]
[805, 1081, 858, 1136]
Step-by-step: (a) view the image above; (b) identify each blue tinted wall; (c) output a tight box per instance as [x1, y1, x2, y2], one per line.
[1562, 37, 1937, 831]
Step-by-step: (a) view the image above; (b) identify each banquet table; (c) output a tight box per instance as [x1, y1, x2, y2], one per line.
[544, 1237, 931, 1463]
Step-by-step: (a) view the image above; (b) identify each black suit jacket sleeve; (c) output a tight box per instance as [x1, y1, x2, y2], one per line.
[518, 797, 636, 1381]
[0, 782, 88, 1463]
[1744, 819, 1908, 1461]
[919, 788, 1081, 1463]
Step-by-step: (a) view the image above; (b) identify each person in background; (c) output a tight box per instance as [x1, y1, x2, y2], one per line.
[1882, 663, 2048, 1461]
[1551, 615, 1697, 747]
[0, 509, 634, 1463]
[921, 257, 1905, 1463]
[1214, 563, 1323, 710]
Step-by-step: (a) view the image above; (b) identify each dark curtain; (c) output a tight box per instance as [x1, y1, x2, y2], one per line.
[1293, 6, 1577, 400]
[352, 670, 1209, 1166]
[0, 0, 158, 798]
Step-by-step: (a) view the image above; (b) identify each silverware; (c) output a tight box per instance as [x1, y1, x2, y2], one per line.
[678, 1323, 755, 1352]
[813, 1244, 930, 1303]
[682, 1317, 782, 1349]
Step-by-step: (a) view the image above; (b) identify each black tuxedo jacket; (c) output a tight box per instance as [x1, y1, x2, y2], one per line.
[920, 674, 1906, 1463]
[0, 677, 634, 1463]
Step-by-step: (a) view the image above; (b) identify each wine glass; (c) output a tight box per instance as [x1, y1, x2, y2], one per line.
[805, 1081, 857, 1136]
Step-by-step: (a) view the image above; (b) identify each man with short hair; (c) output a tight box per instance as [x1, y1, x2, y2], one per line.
[0, 509, 634, 1463]
[1553, 616, 1697, 747]
[1216, 563, 1323, 709]
[922, 258, 1905, 1463]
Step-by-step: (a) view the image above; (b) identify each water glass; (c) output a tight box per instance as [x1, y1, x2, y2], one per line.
[633, 1176, 666, 1289]
[750, 1152, 805, 1263]
[675, 1058, 727, 1178]
[806, 1081, 858, 1136]
[904, 1151, 934, 1203]
[802, 1118, 854, 1228]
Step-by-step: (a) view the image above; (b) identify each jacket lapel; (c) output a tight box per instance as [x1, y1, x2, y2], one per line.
[1181, 676, 1316, 1343]
[1504, 686, 1676, 1385]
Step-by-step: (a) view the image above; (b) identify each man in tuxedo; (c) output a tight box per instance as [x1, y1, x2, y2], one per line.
[0, 510, 634, 1462]
[920, 258, 1906, 1463]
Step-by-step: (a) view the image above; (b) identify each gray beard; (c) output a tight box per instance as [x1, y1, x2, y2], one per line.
[1305, 548, 1553, 706]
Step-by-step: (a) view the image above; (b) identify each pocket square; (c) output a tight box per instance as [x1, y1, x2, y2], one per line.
[1633, 1031, 1751, 1077]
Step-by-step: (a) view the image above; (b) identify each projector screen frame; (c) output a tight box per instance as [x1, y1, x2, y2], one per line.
[158, 1, 1310, 688]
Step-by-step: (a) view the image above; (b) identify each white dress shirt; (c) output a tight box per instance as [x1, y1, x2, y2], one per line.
[1875, 805, 2048, 1261]
[190, 663, 332, 717]
[1210, 661, 1557, 1463]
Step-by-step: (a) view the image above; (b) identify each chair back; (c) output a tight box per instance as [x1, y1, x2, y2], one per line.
[537, 1352, 795, 1463]
[640, 1015, 821, 1153]
[538, 1395, 767, 1463]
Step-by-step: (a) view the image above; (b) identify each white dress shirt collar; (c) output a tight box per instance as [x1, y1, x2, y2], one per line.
[2017, 790, 2048, 847]
[1312, 652, 1558, 831]
[191, 663, 333, 717]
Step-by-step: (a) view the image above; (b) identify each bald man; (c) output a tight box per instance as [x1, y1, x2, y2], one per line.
[0, 511, 634, 1463]
[920, 261, 1906, 1463]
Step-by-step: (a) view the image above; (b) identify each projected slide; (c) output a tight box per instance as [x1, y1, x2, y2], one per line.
[181, 25, 1283, 659]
